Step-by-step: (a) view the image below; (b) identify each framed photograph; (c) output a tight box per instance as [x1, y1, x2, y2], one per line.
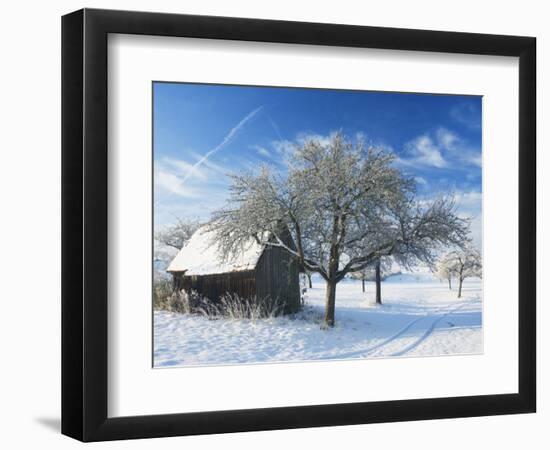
[62, 8, 536, 442]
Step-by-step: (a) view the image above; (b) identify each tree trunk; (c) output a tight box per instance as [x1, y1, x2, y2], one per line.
[324, 217, 341, 328]
[375, 261, 382, 305]
[307, 272, 312, 289]
[323, 279, 337, 327]
[362, 277, 365, 293]
[448, 277, 452, 290]
[457, 266, 464, 298]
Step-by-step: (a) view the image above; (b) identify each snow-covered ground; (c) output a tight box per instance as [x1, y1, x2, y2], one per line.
[154, 275, 482, 367]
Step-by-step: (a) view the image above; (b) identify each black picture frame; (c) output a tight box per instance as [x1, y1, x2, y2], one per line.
[61, 8, 536, 442]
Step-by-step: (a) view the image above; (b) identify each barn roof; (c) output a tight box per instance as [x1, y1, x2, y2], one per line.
[166, 226, 265, 276]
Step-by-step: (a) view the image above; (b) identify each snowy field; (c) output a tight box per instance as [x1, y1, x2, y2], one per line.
[154, 275, 482, 367]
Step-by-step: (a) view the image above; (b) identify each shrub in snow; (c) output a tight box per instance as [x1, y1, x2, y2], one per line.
[160, 289, 187, 314]
[153, 278, 173, 311]
[153, 286, 203, 314]
[173, 289, 207, 314]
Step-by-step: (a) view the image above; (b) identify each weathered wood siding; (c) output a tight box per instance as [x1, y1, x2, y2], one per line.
[171, 226, 301, 314]
[254, 246, 301, 314]
[173, 270, 256, 303]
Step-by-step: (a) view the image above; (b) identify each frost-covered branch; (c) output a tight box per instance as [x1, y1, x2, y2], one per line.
[155, 217, 200, 250]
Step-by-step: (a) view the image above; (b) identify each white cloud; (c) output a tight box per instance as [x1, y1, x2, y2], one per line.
[466, 153, 482, 168]
[296, 131, 339, 147]
[154, 153, 231, 200]
[437, 128, 482, 167]
[271, 131, 398, 171]
[450, 102, 481, 130]
[401, 128, 481, 170]
[453, 190, 482, 212]
[404, 135, 447, 168]
[436, 127, 481, 168]
[161, 157, 208, 181]
[271, 139, 295, 155]
[355, 131, 367, 142]
[270, 131, 347, 163]
[154, 156, 232, 226]
[252, 145, 272, 158]
[468, 214, 482, 249]
[436, 128, 459, 150]
[414, 176, 428, 186]
[188, 151, 230, 176]
[154, 168, 198, 198]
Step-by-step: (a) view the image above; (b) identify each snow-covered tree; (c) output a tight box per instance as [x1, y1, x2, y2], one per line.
[436, 253, 455, 290]
[154, 218, 200, 283]
[441, 246, 482, 298]
[155, 217, 200, 251]
[209, 132, 469, 327]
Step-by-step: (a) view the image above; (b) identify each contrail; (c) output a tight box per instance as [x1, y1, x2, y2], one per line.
[267, 114, 284, 141]
[181, 106, 263, 183]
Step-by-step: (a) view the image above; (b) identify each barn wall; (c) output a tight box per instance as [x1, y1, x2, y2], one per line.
[255, 246, 301, 314]
[172, 270, 256, 303]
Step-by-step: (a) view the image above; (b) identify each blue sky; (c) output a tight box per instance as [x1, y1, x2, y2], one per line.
[153, 82, 482, 245]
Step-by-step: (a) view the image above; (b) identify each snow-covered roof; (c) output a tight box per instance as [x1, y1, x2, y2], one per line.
[167, 227, 265, 276]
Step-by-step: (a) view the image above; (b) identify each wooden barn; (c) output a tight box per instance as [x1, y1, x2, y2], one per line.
[166, 227, 301, 314]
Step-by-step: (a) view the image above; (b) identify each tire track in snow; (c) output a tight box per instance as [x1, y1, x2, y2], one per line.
[324, 300, 474, 360]
[389, 300, 474, 357]
[327, 314, 431, 360]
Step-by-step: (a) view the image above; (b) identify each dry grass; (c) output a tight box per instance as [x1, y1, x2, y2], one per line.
[166, 289, 287, 319]
[198, 292, 285, 320]
[154, 282, 290, 319]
